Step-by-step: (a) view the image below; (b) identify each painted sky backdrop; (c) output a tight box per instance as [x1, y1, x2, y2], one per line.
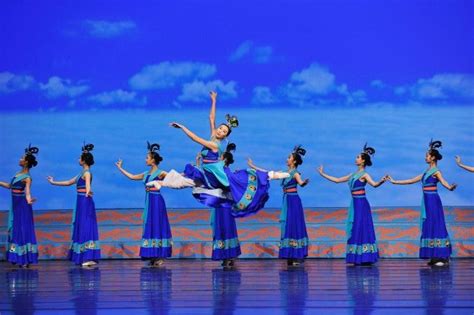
[0, 1, 473, 210]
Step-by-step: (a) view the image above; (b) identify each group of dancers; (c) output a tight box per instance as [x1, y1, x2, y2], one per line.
[1, 92, 473, 269]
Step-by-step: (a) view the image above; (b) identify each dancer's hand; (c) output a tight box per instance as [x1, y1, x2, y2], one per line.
[383, 175, 393, 183]
[170, 122, 183, 129]
[27, 196, 36, 204]
[210, 91, 217, 102]
[46, 176, 54, 184]
[449, 183, 457, 191]
[455, 156, 461, 165]
[317, 165, 324, 175]
[115, 159, 123, 169]
[86, 191, 94, 197]
[247, 158, 254, 167]
[301, 179, 310, 187]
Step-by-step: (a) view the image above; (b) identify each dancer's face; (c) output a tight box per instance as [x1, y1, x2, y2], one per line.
[78, 157, 85, 166]
[425, 152, 435, 164]
[355, 154, 364, 166]
[286, 154, 295, 168]
[215, 125, 230, 139]
[19, 155, 26, 167]
[146, 153, 155, 166]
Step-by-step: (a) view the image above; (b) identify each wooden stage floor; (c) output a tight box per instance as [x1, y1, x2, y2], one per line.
[1, 259, 473, 314]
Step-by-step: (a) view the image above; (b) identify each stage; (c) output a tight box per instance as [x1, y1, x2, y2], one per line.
[1, 259, 473, 314]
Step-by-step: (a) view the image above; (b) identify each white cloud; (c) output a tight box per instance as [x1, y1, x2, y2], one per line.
[88, 89, 147, 106]
[411, 73, 474, 100]
[251, 86, 278, 105]
[178, 80, 237, 103]
[84, 20, 136, 38]
[229, 40, 253, 62]
[370, 80, 386, 89]
[229, 41, 276, 64]
[0, 72, 36, 93]
[288, 63, 336, 95]
[129, 61, 216, 91]
[40, 76, 89, 99]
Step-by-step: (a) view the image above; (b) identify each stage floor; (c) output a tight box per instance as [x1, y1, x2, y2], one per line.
[1, 259, 473, 314]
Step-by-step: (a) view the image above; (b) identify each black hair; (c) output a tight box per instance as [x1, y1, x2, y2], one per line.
[291, 145, 306, 167]
[361, 143, 375, 167]
[81, 143, 95, 166]
[147, 141, 163, 165]
[24, 144, 39, 169]
[219, 114, 239, 137]
[222, 143, 236, 166]
[428, 139, 443, 161]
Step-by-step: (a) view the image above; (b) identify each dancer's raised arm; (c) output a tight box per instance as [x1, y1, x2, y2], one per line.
[115, 159, 145, 180]
[386, 174, 422, 185]
[47, 175, 77, 186]
[455, 156, 474, 172]
[209, 91, 217, 136]
[318, 165, 351, 183]
[170, 122, 219, 152]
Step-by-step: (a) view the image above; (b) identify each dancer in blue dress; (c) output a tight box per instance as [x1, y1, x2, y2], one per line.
[170, 91, 238, 190]
[318, 143, 386, 265]
[115, 142, 172, 267]
[208, 144, 241, 268]
[387, 140, 456, 267]
[0, 144, 39, 267]
[248, 145, 310, 266]
[47, 143, 100, 267]
[455, 156, 474, 172]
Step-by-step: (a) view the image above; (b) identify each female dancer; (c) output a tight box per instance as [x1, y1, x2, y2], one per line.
[0, 145, 39, 267]
[170, 91, 238, 190]
[207, 143, 241, 267]
[318, 144, 385, 265]
[115, 142, 172, 267]
[47, 143, 100, 267]
[455, 156, 474, 172]
[386, 140, 456, 267]
[248, 145, 309, 266]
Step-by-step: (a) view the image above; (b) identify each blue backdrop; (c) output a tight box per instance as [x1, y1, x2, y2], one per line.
[0, 1, 473, 210]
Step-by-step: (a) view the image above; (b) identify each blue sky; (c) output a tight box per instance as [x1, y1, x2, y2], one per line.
[0, 1, 473, 210]
[0, 1, 473, 111]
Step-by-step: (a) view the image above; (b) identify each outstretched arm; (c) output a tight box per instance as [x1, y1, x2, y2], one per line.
[318, 166, 351, 183]
[47, 175, 77, 186]
[456, 156, 474, 172]
[115, 160, 145, 180]
[362, 173, 386, 188]
[170, 122, 218, 152]
[247, 158, 269, 172]
[294, 172, 309, 187]
[209, 91, 217, 136]
[434, 171, 457, 191]
[0, 181, 10, 189]
[386, 174, 422, 185]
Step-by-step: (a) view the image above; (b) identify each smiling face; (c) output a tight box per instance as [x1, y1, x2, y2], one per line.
[215, 124, 230, 139]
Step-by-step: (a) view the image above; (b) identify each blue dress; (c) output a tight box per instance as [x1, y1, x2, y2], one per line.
[346, 171, 379, 264]
[279, 170, 308, 259]
[419, 167, 452, 259]
[211, 205, 241, 260]
[184, 139, 228, 189]
[140, 169, 172, 259]
[6, 173, 38, 265]
[69, 170, 101, 264]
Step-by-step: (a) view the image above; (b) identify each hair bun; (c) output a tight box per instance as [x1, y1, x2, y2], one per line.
[147, 141, 160, 153]
[363, 143, 375, 156]
[82, 143, 94, 153]
[293, 145, 306, 156]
